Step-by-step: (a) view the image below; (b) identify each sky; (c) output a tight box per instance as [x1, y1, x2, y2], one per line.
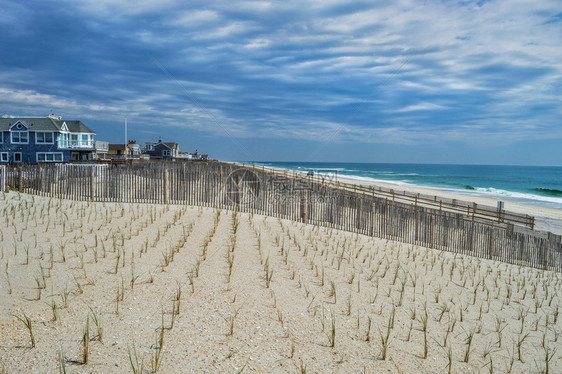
[0, 0, 561, 165]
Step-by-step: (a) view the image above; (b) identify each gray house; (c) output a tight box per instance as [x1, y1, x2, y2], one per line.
[0, 114, 96, 163]
[145, 138, 179, 160]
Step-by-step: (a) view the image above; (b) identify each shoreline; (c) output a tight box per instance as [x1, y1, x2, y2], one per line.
[238, 162, 562, 235]
[338, 176, 562, 235]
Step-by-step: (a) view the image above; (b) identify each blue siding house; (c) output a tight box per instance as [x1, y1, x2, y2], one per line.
[0, 114, 96, 163]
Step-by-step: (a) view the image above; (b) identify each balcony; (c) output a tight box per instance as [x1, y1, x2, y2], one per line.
[94, 141, 109, 153]
[59, 140, 95, 149]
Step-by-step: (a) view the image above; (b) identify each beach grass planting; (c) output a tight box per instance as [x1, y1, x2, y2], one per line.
[0, 191, 561, 372]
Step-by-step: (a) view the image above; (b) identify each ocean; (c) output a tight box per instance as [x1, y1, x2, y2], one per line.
[245, 162, 562, 210]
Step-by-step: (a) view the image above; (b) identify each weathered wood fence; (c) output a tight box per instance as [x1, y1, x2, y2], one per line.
[4, 161, 562, 271]
[235, 163, 536, 229]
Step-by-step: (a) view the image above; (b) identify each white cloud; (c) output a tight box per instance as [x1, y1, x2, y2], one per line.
[392, 103, 447, 113]
[172, 10, 220, 27]
[192, 21, 258, 40]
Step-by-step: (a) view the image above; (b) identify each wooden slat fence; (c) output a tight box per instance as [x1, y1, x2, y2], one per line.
[233, 162, 536, 229]
[4, 161, 562, 272]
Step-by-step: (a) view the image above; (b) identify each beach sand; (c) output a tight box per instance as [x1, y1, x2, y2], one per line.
[1, 191, 562, 373]
[335, 175, 562, 235]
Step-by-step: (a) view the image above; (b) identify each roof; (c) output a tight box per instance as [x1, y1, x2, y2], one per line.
[63, 120, 95, 134]
[108, 144, 127, 150]
[163, 142, 178, 149]
[0, 117, 95, 134]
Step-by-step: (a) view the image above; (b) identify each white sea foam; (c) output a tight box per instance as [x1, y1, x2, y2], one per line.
[472, 187, 562, 206]
[342, 174, 562, 208]
[337, 173, 413, 186]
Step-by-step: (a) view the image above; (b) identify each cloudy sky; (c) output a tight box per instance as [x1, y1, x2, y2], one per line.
[1, 0, 561, 165]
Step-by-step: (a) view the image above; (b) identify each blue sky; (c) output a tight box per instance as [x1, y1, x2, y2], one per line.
[1, 0, 561, 165]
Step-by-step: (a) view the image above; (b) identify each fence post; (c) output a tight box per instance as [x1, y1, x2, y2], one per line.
[18, 167, 22, 191]
[356, 197, 361, 233]
[429, 215, 434, 248]
[488, 227, 494, 260]
[164, 168, 169, 204]
[0, 166, 4, 192]
[90, 167, 95, 201]
[544, 234, 550, 270]
[300, 189, 307, 223]
[415, 207, 419, 243]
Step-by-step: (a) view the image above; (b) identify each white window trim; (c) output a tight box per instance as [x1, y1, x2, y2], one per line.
[80, 133, 91, 146]
[36, 152, 64, 162]
[58, 132, 68, 149]
[0, 152, 8, 162]
[14, 152, 22, 162]
[11, 131, 29, 144]
[162, 150, 171, 156]
[35, 132, 55, 144]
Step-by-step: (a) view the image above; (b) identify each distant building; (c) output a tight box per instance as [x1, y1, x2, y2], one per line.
[0, 114, 96, 163]
[94, 140, 109, 159]
[127, 141, 143, 156]
[145, 138, 179, 160]
[106, 141, 144, 159]
[108, 144, 127, 157]
[176, 151, 209, 161]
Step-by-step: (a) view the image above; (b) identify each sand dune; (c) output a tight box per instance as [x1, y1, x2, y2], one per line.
[1, 191, 561, 373]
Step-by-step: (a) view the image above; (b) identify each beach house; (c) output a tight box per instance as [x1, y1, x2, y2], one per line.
[0, 114, 96, 163]
[145, 138, 180, 160]
[106, 141, 144, 159]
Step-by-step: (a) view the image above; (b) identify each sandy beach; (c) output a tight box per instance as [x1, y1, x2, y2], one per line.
[1, 191, 562, 373]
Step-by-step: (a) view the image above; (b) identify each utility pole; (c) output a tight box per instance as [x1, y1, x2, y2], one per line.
[124, 116, 128, 160]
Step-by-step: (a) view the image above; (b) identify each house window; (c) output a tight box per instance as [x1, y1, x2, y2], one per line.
[36, 132, 54, 144]
[162, 150, 171, 157]
[71, 134, 78, 147]
[0, 152, 7, 162]
[59, 133, 68, 148]
[37, 152, 63, 162]
[11, 132, 29, 144]
[81, 134, 90, 146]
[14, 152, 22, 162]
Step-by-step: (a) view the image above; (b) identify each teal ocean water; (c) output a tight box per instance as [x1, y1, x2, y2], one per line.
[246, 162, 562, 209]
